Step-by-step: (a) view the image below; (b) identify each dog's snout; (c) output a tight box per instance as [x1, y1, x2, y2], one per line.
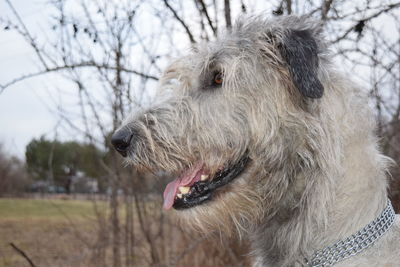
[111, 128, 134, 157]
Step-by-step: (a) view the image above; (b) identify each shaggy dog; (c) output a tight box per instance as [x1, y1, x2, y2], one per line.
[111, 15, 400, 266]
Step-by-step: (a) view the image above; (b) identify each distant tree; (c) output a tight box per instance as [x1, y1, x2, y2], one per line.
[0, 143, 29, 196]
[25, 137, 106, 193]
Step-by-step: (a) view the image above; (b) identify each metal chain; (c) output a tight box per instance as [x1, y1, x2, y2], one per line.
[306, 200, 396, 267]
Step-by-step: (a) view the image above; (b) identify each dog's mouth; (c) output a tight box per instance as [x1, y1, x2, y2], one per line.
[163, 154, 250, 210]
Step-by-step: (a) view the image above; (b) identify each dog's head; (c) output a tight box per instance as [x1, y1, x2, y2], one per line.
[111, 15, 330, 234]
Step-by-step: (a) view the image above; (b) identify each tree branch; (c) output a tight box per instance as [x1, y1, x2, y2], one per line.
[321, 0, 334, 20]
[197, 0, 217, 35]
[9, 243, 36, 267]
[163, 0, 196, 43]
[285, 0, 292, 14]
[5, 0, 49, 70]
[0, 62, 158, 93]
[332, 3, 400, 43]
[224, 0, 232, 30]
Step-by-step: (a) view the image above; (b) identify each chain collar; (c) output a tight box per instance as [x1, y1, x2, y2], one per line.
[305, 200, 396, 267]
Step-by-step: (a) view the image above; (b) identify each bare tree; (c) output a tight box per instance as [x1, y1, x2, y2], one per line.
[0, 143, 30, 196]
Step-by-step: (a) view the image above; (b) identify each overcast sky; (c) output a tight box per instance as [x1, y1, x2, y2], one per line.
[0, 0, 61, 158]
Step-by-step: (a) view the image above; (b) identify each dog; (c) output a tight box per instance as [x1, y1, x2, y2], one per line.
[111, 15, 400, 266]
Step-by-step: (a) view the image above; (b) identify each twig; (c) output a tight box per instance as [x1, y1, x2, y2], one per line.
[224, 0, 232, 30]
[321, 0, 334, 20]
[163, 0, 196, 43]
[285, 0, 292, 14]
[197, 0, 217, 35]
[9, 243, 36, 267]
[332, 3, 400, 43]
[5, 0, 49, 69]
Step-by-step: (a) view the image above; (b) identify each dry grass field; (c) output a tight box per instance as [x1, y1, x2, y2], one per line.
[0, 198, 106, 267]
[0, 198, 250, 267]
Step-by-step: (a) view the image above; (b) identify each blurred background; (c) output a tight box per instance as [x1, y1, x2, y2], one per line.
[0, 0, 399, 266]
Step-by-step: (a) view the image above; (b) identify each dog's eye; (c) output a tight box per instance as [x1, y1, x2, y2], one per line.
[213, 72, 223, 86]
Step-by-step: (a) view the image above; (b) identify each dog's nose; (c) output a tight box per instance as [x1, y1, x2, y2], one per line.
[111, 128, 133, 157]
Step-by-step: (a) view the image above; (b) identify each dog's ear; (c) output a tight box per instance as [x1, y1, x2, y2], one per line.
[278, 29, 324, 99]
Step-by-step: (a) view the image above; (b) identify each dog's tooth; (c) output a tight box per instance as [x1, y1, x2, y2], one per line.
[200, 174, 209, 181]
[177, 194, 182, 199]
[179, 186, 190, 194]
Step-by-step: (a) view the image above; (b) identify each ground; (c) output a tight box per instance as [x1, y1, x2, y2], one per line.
[0, 198, 105, 267]
[0, 197, 250, 267]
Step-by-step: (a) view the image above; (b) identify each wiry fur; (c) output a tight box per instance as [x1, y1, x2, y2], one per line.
[116, 15, 400, 266]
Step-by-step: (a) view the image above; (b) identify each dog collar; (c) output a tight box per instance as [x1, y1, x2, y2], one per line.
[306, 200, 396, 267]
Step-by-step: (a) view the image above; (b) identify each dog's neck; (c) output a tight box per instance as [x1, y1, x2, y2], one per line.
[321, 135, 388, 245]
[250, 127, 389, 266]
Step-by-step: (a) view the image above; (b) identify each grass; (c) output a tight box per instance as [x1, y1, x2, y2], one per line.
[0, 197, 250, 267]
[0, 198, 105, 221]
[0, 197, 108, 267]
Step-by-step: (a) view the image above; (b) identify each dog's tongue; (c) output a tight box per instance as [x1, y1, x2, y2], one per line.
[163, 163, 204, 210]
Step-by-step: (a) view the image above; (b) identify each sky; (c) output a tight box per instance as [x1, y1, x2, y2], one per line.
[0, 0, 60, 158]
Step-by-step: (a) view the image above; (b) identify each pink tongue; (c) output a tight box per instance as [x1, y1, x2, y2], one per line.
[163, 163, 204, 210]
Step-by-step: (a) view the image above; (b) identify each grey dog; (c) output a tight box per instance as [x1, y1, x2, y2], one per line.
[112, 15, 400, 266]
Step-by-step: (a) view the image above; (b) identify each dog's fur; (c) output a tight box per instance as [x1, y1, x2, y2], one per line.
[115, 15, 400, 266]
